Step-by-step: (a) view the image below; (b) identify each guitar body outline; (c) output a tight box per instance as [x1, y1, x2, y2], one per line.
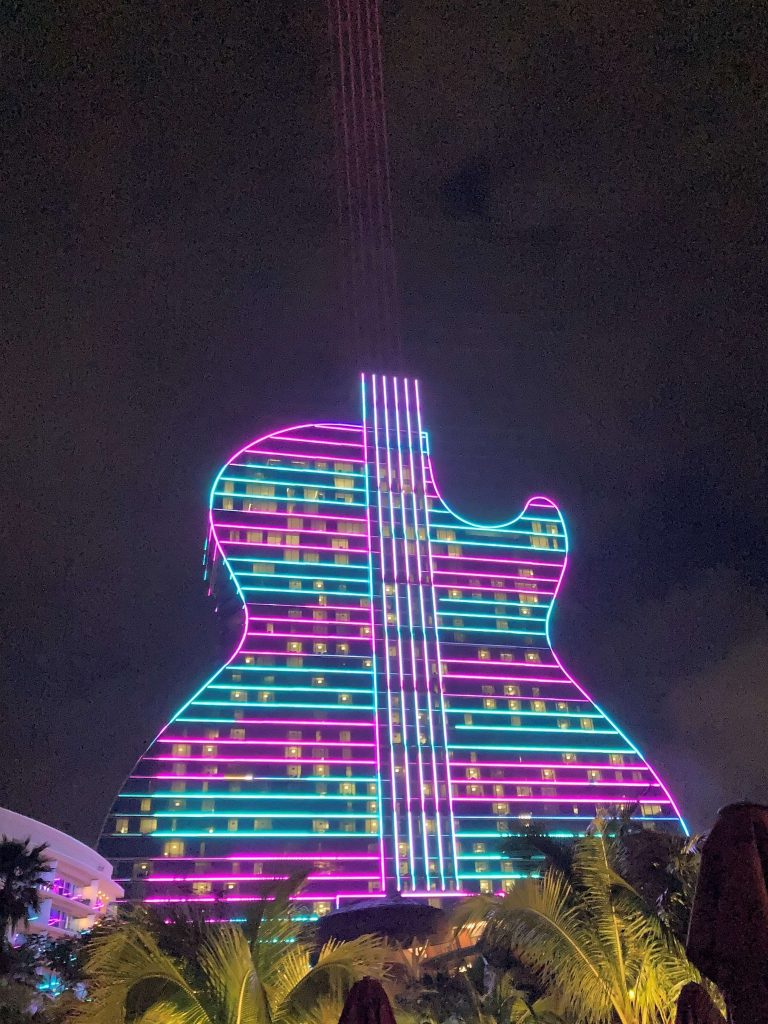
[99, 374, 685, 908]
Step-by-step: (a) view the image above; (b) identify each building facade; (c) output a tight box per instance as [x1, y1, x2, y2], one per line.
[99, 375, 685, 916]
[0, 807, 123, 940]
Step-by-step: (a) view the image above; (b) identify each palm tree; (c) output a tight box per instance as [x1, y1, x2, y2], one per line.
[79, 879, 391, 1024]
[455, 825, 703, 1024]
[0, 837, 50, 942]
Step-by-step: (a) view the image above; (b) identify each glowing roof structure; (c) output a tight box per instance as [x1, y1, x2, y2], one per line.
[98, 374, 685, 915]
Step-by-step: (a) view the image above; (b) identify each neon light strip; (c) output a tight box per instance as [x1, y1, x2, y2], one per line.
[393, 377, 431, 884]
[380, 376, 416, 885]
[369, 375, 401, 890]
[414, 379, 460, 885]
[361, 374, 387, 891]
[451, 796, 672, 805]
[404, 377, 446, 887]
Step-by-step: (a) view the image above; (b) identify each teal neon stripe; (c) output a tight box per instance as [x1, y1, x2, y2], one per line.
[430, 537, 563, 552]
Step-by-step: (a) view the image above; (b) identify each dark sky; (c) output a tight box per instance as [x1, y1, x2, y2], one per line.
[2, 1, 766, 843]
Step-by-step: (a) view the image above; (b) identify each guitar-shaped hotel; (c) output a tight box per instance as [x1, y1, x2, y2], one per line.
[98, 3, 685, 915]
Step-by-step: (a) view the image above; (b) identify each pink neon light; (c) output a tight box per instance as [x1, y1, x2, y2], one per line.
[149, 756, 377, 765]
[403, 376, 448, 884]
[380, 375, 417, 884]
[369, 375, 403, 887]
[173, 718, 373, 729]
[413, 378, 460, 885]
[392, 376, 431, 876]
[360, 376, 387, 891]
[431, 554, 563, 572]
[148, 873, 378, 883]
[451, 759, 652, 771]
[158, 738, 374, 748]
[239, 633, 370, 646]
[453, 779, 665, 789]
[246, 434, 362, 450]
[452, 795, 671, 804]
[442, 691, 589, 702]
[134, 854, 379, 862]
[247, 616, 369, 627]
[220, 534, 368, 550]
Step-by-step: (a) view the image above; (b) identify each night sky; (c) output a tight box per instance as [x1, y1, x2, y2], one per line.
[2, 1, 766, 844]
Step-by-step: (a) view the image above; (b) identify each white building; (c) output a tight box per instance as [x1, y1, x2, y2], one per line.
[0, 807, 123, 940]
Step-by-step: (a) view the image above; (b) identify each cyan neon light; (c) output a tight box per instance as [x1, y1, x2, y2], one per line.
[99, 376, 687, 912]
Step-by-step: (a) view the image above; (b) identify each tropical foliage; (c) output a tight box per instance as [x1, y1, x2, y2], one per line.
[455, 823, 704, 1024]
[78, 879, 390, 1024]
[0, 837, 51, 941]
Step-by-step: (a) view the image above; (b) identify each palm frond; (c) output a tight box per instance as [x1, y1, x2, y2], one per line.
[271, 934, 390, 1024]
[483, 873, 615, 1024]
[198, 925, 271, 1024]
[78, 924, 210, 1024]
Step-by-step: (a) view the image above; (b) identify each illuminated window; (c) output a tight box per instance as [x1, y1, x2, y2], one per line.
[581, 717, 594, 730]
[227, 819, 238, 831]
[542, 769, 555, 780]
[289, 579, 302, 590]
[163, 841, 184, 857]
[493, 802, 509, 815]
[286, 656, 303, 667]
[339, 730, 351, 742]
[557, 718, 570, 729]
[314, 764, 330, 777]
[610, 753, 625, 766]
[192, 881, 212, 895]
[172, 743, 191, 757]
[641, 804, 663, 816]
[478, 649, 490, 660]
[313, 820, 330, 833]
[287, 641, 303, 653]
[587, 770, 602, 782]
[115, 818, 129, 834]
[464, 713, 473, 725]
[483, 698, 496, 709]
[230, 728, 245, 740]
[203, 744, 217, 756]
[447, 544, 462, 557]
[466, 767, 480, 780]
[524, 651, 541, 663]
[479, 879, 493, 894]
[532, 700, 546, 713]
[516, 786, 532, 797]
[253, 819, 271, 830]
[231, 690, 246, 702]
[562, 752, 577, 763]
[287, 764, 301, 777]
[336, 643, 350, 655]
[340, 782, 356, 795]
[365, 819, 377, 833]
[338, 692, 352, 704]
[285, 746, 301, 758]
[311, 675, 326, 686]
[448, 588, 462, 599]
[140, 799, 151, 813]
[257, 691, 274, 703]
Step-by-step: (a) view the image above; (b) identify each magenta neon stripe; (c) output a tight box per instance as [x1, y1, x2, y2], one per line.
[149, 756, 377, 764]
[360, 375, 387, 890]
[148, 873, 378, 882]
[173, 718, 373, 729]
[159, 738, 374, 748]
[391, 376, 434, 880]
[413, 379, 460, 884]
[370, 375, 402, 888]
[453, 795, 672, 804]
[381, 376, 417, 884]
[454, 779, 666, 789]
[432, 554, 563, 571]
[404, 377, 446, 885]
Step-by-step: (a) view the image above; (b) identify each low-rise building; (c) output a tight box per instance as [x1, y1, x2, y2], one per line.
[0, 807, 123, 940]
